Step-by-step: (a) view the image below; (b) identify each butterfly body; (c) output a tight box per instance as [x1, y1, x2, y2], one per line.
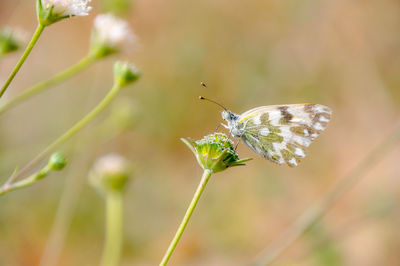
[221, 110, 242, 137]
[221, 104, 332, 167]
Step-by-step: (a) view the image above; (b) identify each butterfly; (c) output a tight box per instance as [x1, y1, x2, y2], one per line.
[219, 104, 332, 167]
[199, 82, 332, 166]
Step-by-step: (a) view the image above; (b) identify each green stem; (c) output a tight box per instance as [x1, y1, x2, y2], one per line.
[0, 24, 45, 98]
[7, 83, 122, 185]
[252, 122, 400, 266]
[101, 192, 124, 266]
[160, 169, 212, 266]
[0, 55, 96, 115]
[0, 166, 50, 196]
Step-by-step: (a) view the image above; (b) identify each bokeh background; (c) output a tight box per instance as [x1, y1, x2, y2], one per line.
[1, 0, 400, 265]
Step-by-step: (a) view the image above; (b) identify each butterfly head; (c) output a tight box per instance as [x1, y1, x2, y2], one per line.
[221, 110, 243, 137]
[221, 110, 238, 123]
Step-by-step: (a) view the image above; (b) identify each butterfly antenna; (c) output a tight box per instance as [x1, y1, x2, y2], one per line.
[200, 82, 227, 110]
[199, 96, 227, 111]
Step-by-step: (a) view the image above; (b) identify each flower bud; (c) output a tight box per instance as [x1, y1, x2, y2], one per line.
[48, 152, 67, 171]
[0, 27, 26, 56]
[113, 61, 140, 87]
[182, 133, 251, 173]
[90, 13, 135, 58]
[89, 153, 133, 194]
[37, 0, 92, 26]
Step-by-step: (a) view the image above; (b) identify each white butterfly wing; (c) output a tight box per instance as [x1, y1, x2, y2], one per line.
[237, 104, 332, 167]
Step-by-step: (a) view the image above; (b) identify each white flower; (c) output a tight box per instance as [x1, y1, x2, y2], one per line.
[89, 153, 133, 193]
[93, 153, 130, 176]
[93, 13, 135, 50]
[41, 0, 92, 17]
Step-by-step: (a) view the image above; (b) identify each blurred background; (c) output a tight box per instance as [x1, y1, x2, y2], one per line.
[1, 0, 400, 265]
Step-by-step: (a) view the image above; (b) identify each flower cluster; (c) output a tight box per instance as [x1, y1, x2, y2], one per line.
[38, 0, 92, 26]
[89, 153, 133, 193]
[182, 133, 252, 173]
[41, 0, 92, 17]
[90, 13, 135, 58]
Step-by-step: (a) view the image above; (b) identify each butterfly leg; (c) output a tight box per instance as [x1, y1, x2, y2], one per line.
[234, 138, 241, 152]
[214, 123, 221, 133]
[221, 123, 229, 129]
[214, 123, 228, 133]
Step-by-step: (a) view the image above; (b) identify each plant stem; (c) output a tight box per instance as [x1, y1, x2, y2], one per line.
[0, 166, 50, 196]
[101, 192, 124, 266]
[0, 24, 45, 98]
[39, 71, 106, 266]
[0, 55, 96, 115]
[160, 169, 212, 266]
[252, 123, 400, 266]
[6, 83, 122, 185]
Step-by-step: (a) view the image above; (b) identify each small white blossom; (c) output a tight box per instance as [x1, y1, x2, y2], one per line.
[89, 153, 133, 193]
[41, 0, 92, 17]
[93, 153, 130, 176]
[93, 13, 135, 50]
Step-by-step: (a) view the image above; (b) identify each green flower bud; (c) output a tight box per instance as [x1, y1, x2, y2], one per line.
[48, 152, 67, 171]
[113, 61, 140, 87]
[182, 133, 252, 173]
[0, 27, 25, 56]
[89, 153, 133, 194]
